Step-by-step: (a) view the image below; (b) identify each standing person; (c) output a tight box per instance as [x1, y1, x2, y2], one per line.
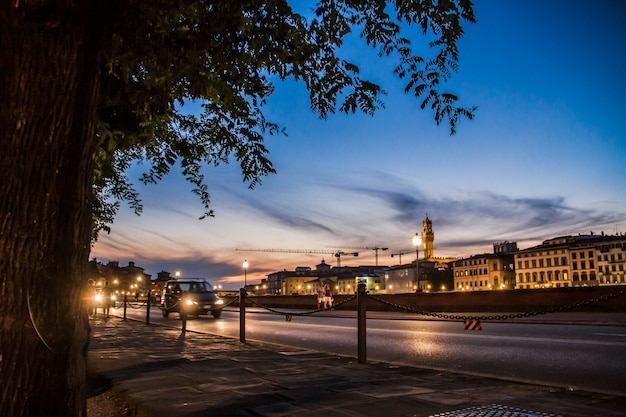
[86, 279, 96, 317]
[101, 281, 113, 318]
[324, 283, 333, 309]
[317, 281, 326, 309]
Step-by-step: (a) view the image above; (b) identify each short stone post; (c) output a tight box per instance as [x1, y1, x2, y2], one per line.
[357, 282, 367, 364]
[240, 288, 246, 343]
[181, 292, 187, 334]
[146, 292, 151, 325]
[123, 293, 127, 321]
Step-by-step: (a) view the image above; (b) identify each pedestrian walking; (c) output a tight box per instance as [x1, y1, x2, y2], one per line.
[324, 283, 333, 309]
[317, 281, 326, 309]
[102, 281, 113, 318]
[86, 279, 96, 317]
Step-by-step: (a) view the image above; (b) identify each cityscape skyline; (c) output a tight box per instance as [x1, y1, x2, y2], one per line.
[91, 228, 625, 295]
[91, 221, 625, 290]
[90, 0, 626, 289]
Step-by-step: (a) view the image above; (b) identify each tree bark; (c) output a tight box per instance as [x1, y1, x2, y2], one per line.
[0, 2, 101, 416]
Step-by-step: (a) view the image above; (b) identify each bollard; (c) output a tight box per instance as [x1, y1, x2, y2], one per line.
[181, 293, 187, 334]
[357, 282, 367, 364]
[240, 288, 246, 343]
[146, 292, 151, 325]
[123, 293, 127, 321]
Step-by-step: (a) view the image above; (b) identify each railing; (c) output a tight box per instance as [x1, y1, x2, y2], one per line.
[236, 284, 625, 364]
[104, 284, 626, 365]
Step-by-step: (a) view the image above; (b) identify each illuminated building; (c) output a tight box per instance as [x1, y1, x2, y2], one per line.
[514, 233, 626, 289]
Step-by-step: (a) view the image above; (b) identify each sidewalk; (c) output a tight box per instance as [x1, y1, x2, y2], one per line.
[87, 316, 626, 417]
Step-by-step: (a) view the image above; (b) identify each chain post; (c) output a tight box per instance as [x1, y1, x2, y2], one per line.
[357, 282, 367, 364]
[240, 288, 246, 343]
[181, 292, 187, 334]
[181, 310, 187, 334]
[146, 291, 151, 325]
[123, 293, 127, 320]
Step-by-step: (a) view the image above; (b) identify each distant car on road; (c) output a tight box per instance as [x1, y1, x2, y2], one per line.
[161, 279, 224, 318]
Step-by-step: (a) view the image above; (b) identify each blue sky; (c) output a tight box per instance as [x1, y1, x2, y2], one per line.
[91, 0, 626, 289]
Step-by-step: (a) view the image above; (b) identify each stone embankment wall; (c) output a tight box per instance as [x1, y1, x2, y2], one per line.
[231, 285, 626, 312]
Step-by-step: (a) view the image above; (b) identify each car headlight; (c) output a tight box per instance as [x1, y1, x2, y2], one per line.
[185, 299, 197, 306]
[215, 299, 224, 305]
[111, 295, 117, 301]
[95, 294, 102, 302]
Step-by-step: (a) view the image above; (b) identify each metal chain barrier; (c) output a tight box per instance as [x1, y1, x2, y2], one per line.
[367, 289, 626, 322]
[246, 294, 357, 317]
[125, 299, 149, 309]
[156, 297, 180, 311]
[215, 296, 240, 310]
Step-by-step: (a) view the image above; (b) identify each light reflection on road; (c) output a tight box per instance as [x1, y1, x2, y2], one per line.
[117, 307, 626, 396]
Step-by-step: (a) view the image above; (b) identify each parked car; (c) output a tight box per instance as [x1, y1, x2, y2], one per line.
[161, 279, 224, 318]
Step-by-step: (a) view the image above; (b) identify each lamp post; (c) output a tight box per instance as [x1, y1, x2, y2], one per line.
[243, 260, 248, 288]
[175, 270, 180, 280]
[412, 233, 422, 292]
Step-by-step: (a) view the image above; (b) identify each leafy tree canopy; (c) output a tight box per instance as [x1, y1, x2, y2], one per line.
[93, 0, 476, 238]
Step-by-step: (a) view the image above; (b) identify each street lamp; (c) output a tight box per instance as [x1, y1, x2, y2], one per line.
[175, 270, 180, 280]
[243, 260, 248, 287]
[412, 232, 422, 292]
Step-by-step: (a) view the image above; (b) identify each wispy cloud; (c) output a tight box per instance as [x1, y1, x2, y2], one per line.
[246, 200, 336, 235]
[132, 255, 240, 281]
[345, 185, 625, 240]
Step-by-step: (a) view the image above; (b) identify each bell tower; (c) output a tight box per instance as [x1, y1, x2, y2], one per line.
[421, 215, 434, 259]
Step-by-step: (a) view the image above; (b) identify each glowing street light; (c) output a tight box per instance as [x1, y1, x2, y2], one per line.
[412, 232, 422, 292]
[243, 260, 249, 287]
[175, 270, 180, 280]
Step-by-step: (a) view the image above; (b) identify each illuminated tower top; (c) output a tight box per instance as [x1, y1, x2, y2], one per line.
[421, 215, 434, 259]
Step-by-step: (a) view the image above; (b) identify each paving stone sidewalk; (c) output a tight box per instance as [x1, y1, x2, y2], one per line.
[87, 317, 626, 417]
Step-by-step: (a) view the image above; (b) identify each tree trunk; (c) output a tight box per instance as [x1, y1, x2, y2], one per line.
[0, 2, 101, 416]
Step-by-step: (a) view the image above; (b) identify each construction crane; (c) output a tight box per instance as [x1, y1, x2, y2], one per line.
[235, 248, 359, 266]
[346, 246, 388, 265]
[390, 250, 412, 265]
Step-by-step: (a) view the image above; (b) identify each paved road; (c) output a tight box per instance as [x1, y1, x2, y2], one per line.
[117, 305, 626, 396]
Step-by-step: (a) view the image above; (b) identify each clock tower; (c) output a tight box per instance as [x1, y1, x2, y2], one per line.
[422, 215, 434, 259]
